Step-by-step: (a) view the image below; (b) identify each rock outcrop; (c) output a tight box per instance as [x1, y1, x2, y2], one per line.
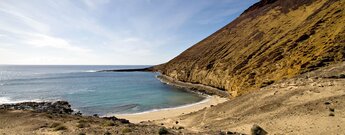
[157, 75, 230, 98]
[0, 101, 73, 114]
[98, 67, 155, 72]
[155, 0, 345, 97]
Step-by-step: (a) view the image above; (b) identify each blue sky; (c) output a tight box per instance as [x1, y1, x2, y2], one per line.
[0, 0, 257, 65]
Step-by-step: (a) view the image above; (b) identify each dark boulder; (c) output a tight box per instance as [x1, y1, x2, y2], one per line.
[103, 116, 130, 124]
[251, 124, 267, 135]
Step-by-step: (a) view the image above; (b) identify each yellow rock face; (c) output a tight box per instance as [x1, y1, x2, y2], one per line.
[155, 0, 345, 97]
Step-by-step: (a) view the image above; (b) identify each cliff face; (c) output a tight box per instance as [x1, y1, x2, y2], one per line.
[155, 0, 345, 97]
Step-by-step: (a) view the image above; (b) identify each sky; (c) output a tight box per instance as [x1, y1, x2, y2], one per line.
[0, 0, 258, 65]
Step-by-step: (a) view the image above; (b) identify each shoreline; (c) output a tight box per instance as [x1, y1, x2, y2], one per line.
[105, 74, 230, 123]
[115, 95, 227, 123]
[1, 72, 230, 125]
[112, 73, 229, 123]
[105, 96, 211, 117]
[156, 74, 230, 98]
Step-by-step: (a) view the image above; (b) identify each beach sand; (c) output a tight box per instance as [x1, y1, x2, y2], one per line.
[115, 96, 228, 123]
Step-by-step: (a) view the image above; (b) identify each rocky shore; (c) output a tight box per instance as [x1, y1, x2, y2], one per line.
[157, 75, 230, 98]
[0, 101, 238, 134]
[0, 101, 175, 134]
[0, 101, 73, 114]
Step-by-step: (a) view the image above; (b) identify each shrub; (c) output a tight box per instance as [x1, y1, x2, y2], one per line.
[122, 128, 132, 133]
[118, 118, 130, 124]
[78, 119, 88, 123]
[327, 74, 345, 79]
[158, 127, 168, 135]
[329, 108, 335, 112]
[339, 74, 345, 78]
[76, 123, 88, 128]
[54, 125, 67, 131]
[329, 113, 335, 117]
[104, 131, 111, 135]
[260, 80, 275, 88]
[50, 122, 60, 128]
[103, 121, 116, 126]
[46, 115, 53, 119]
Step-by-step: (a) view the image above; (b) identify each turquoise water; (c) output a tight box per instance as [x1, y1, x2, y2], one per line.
[0, 65, 204, 115]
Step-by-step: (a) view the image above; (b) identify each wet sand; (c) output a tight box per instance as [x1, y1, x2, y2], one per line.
[116, 96, 227, 123]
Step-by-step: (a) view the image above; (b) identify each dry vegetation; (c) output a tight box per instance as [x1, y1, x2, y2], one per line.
[155, 0, 345, 97]
[0, 110, 181, 135]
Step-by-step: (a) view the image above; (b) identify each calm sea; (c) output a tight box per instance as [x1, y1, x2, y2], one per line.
[0, 65, 204, 115]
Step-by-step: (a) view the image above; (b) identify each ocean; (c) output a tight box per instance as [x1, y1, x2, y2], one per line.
[0, 65, 204, 116]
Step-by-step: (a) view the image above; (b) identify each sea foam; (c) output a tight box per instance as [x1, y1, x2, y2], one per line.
[0, 97, 43, 104]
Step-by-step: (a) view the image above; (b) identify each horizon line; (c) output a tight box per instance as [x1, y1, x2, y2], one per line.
[0, 64, 155, 66]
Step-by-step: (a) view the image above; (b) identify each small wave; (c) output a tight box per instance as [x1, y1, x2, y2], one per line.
[112, 104, 139, 111]
[132, 98, 209, 115]
[0, 97, 44, 104]
[58, 70, 97, 74]
[84, 70, 97, 73]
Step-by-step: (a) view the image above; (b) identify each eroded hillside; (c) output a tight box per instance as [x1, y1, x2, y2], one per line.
[156, 62, 345, 134]
[155, 0, 345, 97]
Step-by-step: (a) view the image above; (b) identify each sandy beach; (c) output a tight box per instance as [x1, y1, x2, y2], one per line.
[115, 96, 228, 123]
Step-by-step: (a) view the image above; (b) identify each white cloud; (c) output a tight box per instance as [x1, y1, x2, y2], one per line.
[0, 0, 256, 65]
[0, 4, 50, 33]
[0, 47, 9, 52]
[24, 34, 90, 53]
[0, 34, 7, 38]
[0, 1, 91, 55]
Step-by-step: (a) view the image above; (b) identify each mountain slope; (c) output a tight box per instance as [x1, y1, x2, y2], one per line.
[155, 0, 345, 97]
[156, 62, 345, 134]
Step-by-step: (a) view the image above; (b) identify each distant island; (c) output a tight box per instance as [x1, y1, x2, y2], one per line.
[98, 67, 154, 72]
